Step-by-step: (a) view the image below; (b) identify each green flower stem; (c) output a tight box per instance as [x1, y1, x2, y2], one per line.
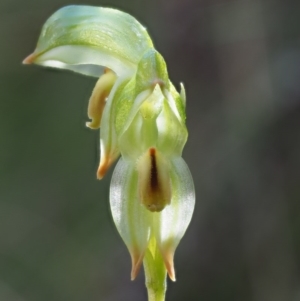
[143, 235, 167, 301]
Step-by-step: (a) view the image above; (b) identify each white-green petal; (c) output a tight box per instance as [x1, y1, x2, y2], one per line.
[27, 5, 154, 77]
[110, 158, 152, 279]
[154, 157, 195, 280]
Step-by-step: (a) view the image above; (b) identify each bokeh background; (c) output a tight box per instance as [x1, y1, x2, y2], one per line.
[1, 0, 300, 300]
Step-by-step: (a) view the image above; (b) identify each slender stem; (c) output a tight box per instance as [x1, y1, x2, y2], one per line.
[143, 236, 167, 301]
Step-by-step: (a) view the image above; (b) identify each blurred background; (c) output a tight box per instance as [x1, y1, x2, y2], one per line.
[1, 0, 300, 300]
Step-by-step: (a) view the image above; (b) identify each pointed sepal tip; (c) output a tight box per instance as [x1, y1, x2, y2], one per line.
[163, 252, 176, 281]
[22, 53, 36, 65]
[130, 250, 145, 280]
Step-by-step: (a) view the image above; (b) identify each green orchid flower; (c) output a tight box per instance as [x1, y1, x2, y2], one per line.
[23, 5, 195, 301]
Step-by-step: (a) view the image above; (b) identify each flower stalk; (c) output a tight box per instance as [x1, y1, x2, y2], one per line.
[144, 236, 167, 301]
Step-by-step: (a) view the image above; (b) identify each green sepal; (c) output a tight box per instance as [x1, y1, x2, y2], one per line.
[28, 5, 154, 77]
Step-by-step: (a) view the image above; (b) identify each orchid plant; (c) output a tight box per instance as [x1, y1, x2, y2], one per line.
[23, 5, 195, 301]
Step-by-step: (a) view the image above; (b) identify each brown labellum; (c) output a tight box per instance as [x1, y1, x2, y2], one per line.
[137, 147, 171, 212]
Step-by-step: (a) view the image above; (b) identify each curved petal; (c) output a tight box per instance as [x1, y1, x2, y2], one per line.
[153, 157, 195, 281]
[110, 158, 152, 280]
[24, 5, 154, 77]
[86, 69, 117, 129]
[96, 77, 129, 179]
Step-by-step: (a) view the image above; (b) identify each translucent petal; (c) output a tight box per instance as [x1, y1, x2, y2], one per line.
[169, 81, 186, 121]
[162, 81, 186, 123]
[179, 82, 186, 108]
[24, 5, 154, 77]
[156, 100, 188, 156]
[110, 158, 152, 279]
[153, 157, 195, 281]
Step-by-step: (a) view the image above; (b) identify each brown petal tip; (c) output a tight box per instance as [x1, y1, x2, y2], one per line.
[130, 253, 144, 281]
[166, 260, 176, 282]
[97, 153, 119, 179]
[22, 53, 36, 65]
[97, 158, 110, 179]
[162, 250, 176, 281]
[97, 166, 106, 180]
